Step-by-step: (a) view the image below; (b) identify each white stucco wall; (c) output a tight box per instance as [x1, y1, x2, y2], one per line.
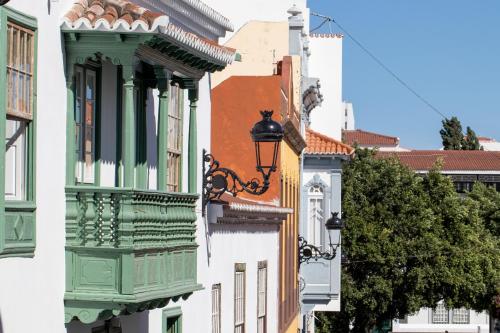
[480, 139, 500, 151]
[0, 1, 68, 333]
[342, 101, 355, 131]
[171, 223, 280, 333]
[0, 1, 282, 333]
[308, 35, 343, 141]
[392, 307, 490, 333]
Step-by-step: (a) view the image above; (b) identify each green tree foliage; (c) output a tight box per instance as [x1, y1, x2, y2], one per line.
[468, 183, 500, 319]
[440, 117, 481, 150]
[440, 117, 464, 150]
[316, 149, 500, 332]
[463, 126, 481, 150]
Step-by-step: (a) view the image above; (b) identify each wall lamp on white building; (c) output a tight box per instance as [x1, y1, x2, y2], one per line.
[299, 212, 345, 265]
[202, 110, 284, 215]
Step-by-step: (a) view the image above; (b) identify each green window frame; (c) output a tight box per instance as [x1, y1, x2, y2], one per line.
[73, 63, 101, 186]
[163, 307, 182, 333]
[0, 5, 37, 258]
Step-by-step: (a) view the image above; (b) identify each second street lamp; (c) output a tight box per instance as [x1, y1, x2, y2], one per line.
[202, 110, 284, 215]
[299, 212, 345, 265]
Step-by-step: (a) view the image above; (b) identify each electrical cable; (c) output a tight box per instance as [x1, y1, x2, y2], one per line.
[310, 12, 500, 155]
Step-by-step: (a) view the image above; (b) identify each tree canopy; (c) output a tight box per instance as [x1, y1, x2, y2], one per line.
[440, 117, 481, 150]
[317, 149, 500, 332]
[440, 116, 464, 150]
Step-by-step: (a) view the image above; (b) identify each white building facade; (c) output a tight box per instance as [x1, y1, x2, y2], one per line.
[0, 1, 282, 333]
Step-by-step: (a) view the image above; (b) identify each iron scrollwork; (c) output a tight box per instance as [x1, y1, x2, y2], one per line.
[202, 149, 271, 215]
[298, 236, 339, 264]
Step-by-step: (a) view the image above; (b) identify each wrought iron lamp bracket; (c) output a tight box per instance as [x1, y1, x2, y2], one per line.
[298, 236, 340, 265]
[202, 149, 271, 215]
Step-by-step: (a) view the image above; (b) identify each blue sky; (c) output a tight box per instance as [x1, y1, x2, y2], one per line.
[308, 0, 500, 149]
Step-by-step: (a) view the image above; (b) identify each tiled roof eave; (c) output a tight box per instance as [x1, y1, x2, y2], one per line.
[181, 0, 234, 32]
[61, 0, 236, 67]
[304, 152, 352, 157]
[61, 22, 235, 67]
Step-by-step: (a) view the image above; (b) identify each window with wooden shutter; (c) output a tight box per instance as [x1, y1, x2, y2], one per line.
[212, 284, 221, 333]
[234, 263, 246, 333]
[167, 84, 183, 192]
[5, 21, 34, 201]
[257, 261, 267, 333]
[6, 21, 34, 120]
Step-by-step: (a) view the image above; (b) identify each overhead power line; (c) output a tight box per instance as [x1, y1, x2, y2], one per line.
[310, 12, 500, 154]
[310, 12, 448, 120]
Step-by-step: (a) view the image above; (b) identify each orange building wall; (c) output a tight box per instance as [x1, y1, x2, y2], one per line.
[211, 75, 283, 204]
[211, 72, 301, 333]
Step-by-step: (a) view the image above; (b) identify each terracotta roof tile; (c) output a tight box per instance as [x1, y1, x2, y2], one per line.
[376, 150, 500, 171]
[306, 128, 354, 155]
[61, 0, 236, 65]
[64, 0, 164, 30]
[343, 129, 399, 146]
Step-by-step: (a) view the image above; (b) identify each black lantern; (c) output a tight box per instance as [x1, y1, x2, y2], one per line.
[251, 110, 284, 177]
[299, 212, 345, 265]
[202, 110, 284, 215]
[325, 212, 344, 230]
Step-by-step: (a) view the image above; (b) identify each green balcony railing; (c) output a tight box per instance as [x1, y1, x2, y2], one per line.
[64, 186, 201, 324]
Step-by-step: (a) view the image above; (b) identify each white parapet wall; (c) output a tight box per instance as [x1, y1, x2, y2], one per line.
[308, 34, 344, 141]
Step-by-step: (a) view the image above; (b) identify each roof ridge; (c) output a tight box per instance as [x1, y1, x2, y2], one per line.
[306, 128, 354, 155]
[344, 128, 399, 140]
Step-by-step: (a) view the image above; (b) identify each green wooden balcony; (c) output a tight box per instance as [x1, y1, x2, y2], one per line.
[64, 186, 201, 324]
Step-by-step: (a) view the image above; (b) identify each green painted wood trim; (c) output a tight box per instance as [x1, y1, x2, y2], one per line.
[0, 7, 38, 258]
[94, 65, 102, 186]
[179, 89, 184, 191]
[115, 66, 123, 187]
[163, 307, 183, 333]
[122, 66, 135, 187]
[1, 5, 37, 27]
[65, 67, 76, 185]
[0, 8, 9, 255]
[135, 82, 147, 189]
[156, 71, 169, 191]
[187, 88, 198, 193]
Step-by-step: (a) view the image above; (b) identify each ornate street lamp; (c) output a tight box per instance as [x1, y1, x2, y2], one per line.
[202, 110, 284, 215]
[299, 212, 345, 264]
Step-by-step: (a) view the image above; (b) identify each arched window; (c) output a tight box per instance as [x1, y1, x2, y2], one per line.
[308, 185, 325, 247]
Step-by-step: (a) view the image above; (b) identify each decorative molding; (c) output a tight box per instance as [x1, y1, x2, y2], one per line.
[304, 174, 329, 191]
[309, 33, 343, 39]
[65, 187, 201, 324]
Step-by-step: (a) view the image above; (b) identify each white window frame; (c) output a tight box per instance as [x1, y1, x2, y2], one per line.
[431, 303, 449, 324]
[257, 261, 267, 333]
[308, 185, 325, 248]
[452, 308, 470, 324]
[234, 263, 246, 333]
[212, 284, 221, 333]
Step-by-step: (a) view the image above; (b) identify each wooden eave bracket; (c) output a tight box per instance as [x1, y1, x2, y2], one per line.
[283, 119, 307, 154]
